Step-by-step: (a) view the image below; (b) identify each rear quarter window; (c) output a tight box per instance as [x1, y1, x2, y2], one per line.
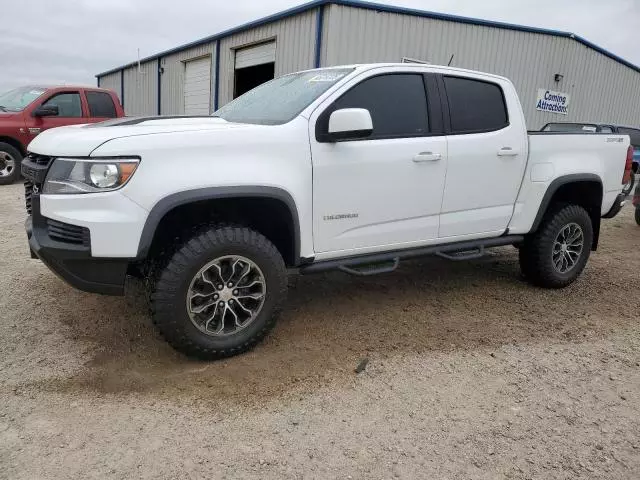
[443, 76, 508, 134]
[86, 91, 117, 118]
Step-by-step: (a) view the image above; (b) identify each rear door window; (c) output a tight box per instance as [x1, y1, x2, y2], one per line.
[86, 91, 117, 118]
[443, 76, 508, 134]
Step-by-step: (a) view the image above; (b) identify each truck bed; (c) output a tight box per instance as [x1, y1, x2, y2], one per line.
[526, 132, 629, 213]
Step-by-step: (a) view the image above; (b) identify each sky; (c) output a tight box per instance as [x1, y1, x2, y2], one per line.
[0, 0, 639, 92]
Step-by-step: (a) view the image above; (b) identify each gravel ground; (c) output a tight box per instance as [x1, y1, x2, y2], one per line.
[1, 181, 639, 479]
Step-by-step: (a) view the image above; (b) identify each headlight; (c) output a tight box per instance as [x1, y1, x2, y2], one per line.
[43, 157, 139, 194]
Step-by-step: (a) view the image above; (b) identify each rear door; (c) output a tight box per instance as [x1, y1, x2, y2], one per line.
[85, 90, 119, 123]
[438, 74, 528, 238]
[310, 69, 448, 256]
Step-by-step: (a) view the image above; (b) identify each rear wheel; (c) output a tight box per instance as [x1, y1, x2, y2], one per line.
[0, 142, 22, 185]
[150, 225, 288, 359]
[635, 206, 640, 226]
[519, 204, 593, 288]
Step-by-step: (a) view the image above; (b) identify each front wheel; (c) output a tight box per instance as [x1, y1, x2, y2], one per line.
[150, 226, 288, 360]
[0, 142, 22, 185]
[635, 207, 640, 226]
[519, 204, 593, 288]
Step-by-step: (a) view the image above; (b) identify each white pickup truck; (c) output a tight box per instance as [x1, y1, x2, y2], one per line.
[22, 63, 633, 359]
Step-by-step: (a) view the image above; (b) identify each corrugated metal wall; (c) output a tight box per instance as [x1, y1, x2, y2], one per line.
[160, 43, 215, 115]
[98, 71, 122, 104]
[561, 40, 640, 126]
[122, 61, 158, 116]
[217, 8, 317, 105]
[96, 4, 640, 126]
[323, 4, 640, 129]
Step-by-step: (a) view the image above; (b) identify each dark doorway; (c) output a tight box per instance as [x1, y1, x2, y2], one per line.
[233, 63, 275, 98]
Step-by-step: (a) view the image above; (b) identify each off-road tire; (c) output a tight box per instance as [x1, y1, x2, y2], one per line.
[635, 206, 640, 226]
[150, 225, 287, 360]
[519, 204, 593, 288]
[0, 142, 22, 185]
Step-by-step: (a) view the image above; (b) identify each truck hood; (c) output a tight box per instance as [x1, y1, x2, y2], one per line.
[27, 116, 246, 156]
[0, 111, 21, 119]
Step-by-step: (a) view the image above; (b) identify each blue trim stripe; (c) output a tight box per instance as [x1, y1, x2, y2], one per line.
[96, 0, 640, 78]
[157, 58, 162, 115]
[120, 69, 125, 109]
[214, 39, 221, 110]
[314, 5, 325, 68]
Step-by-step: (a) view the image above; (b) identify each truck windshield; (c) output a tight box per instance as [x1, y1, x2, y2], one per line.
[0, 86, 46, 112]
[213, 68, 354, 125]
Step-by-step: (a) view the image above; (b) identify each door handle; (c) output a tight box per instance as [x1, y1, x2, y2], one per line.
[497, 147, 519, 157]
[413, 152, 442, 163]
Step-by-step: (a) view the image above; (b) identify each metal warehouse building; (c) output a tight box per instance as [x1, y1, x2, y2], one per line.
[96, 0, 640, 129]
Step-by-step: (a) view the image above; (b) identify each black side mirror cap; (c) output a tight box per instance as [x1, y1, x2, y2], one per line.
[320, 128, 373, 143]
[33, 105, 59, 117]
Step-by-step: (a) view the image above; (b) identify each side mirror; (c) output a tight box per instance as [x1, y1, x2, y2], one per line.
[326, 108, 373, 142]
[33, 105, 59, 117]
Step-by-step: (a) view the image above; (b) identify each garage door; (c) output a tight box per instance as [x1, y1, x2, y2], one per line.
[235, 41, 276, 70]
[184, 57, 211, 115]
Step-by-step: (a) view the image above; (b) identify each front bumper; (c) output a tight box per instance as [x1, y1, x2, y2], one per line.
[26, 195, 128, 296]
[602, 193, 625, 219]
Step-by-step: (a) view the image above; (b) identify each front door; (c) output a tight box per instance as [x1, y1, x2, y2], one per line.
[310, 71, 448, 256]
[30, 91, 87, 138]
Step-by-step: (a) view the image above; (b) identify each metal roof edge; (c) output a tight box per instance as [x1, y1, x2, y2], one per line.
[95, 0, 326, 77]
[96, 0, 640, 77]
[333, 0, 571, 37]
[571, 34, 640, 74]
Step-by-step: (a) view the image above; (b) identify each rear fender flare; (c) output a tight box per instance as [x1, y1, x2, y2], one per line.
[530, 173, 602, 232]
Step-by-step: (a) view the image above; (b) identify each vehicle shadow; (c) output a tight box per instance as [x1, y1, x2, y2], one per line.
[19, 241, 639, 405]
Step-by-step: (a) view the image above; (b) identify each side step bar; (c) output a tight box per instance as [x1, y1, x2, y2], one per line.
[338, 258, 400, 276]
[299, 235, 524, 275]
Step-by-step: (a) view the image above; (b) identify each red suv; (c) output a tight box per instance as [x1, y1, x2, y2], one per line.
[0, 86, 124, 185]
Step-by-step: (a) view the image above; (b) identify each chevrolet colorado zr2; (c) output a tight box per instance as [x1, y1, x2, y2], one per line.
[21, 64, 633, 359]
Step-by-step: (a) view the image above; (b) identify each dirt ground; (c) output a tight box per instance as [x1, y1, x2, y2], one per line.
[1, 181, 639, 480]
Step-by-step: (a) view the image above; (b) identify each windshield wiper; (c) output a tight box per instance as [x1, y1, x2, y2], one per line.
[0, 106, 8, 112]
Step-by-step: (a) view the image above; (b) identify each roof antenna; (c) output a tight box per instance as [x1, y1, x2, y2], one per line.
[447, 54, 454, 66]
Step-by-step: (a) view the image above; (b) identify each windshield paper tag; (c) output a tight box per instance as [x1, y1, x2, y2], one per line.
[308, 73, 345, 83]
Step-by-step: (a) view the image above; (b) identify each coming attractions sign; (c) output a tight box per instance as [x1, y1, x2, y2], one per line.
[536, 89, 570, 115]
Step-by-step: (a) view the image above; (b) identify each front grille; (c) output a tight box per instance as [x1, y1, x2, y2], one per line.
[24, 181, 34, 215]
[27, 152, 54, 166]
[23, 152, 54, 216]
[46, 219, 90, 246]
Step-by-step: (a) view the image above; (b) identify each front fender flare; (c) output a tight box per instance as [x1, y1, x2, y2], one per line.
[135, 186, 301, 262]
